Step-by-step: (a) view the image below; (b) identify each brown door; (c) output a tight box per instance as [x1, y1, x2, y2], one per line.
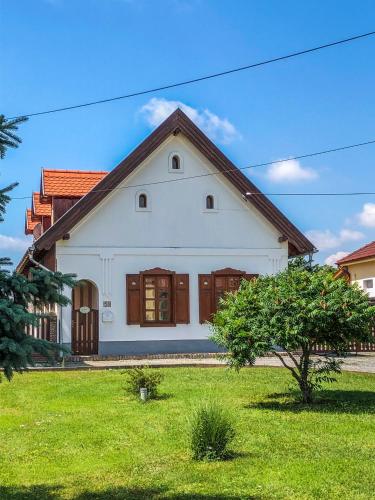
[71, 280, 99, 355]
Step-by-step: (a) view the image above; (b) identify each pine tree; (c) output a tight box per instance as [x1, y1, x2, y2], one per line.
[0, 114, 76, 380]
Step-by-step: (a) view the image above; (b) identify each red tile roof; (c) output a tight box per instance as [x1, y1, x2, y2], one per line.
[337, 241, 375, 265]
[32, 192, 52, 217]
[25, 209, 40, 235]
[42, 169, 108, 197]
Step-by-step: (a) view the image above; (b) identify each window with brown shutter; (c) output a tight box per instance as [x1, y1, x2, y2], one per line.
[126, 275, 141, 324]
[199, 274, 213, 323]
[199, 268, 258, 323]
[175, 274, 189, 324]
[126, 268, 190, 327]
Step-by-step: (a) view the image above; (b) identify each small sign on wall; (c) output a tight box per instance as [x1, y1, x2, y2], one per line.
[102, 310, 114, 322]
[103, 301, 111, 307]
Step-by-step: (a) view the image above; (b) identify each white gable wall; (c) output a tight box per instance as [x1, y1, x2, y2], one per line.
[56, 136, 288, 353]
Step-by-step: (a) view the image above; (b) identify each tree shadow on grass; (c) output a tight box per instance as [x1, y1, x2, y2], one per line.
[245, 390, 375, 414]
[153, 392, 173, 401]
[75, 486, 260, 499]
[0, 485, 62, 500]
[0, 484, 260, 500]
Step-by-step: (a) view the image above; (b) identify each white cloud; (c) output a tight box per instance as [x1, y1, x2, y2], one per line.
[358, 203, 375, 228]
[325, 251, 349, 266]
[305, 228, 364, 251]
[305, 230, 340, 250]
[140, 98, 240, 144]
[266, 159, 318, 183]
[0, 235, 30, 251]
[339, 229, 364, 242]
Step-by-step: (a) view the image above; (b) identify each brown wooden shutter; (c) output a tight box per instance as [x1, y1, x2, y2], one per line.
[126, 274, 141, 324]
[175, 274, 190, 324]
[199, 274, 213, 323]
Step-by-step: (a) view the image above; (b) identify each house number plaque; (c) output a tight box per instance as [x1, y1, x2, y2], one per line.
[79, 306, 90, 314]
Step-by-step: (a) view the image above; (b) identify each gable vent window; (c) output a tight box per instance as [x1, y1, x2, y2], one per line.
[168, 152, 184, 173]
[136, 191, 151, 211]
[206, 195, 214, 210]
[172, 155, 180, 170]
[139, 194, 147, 208]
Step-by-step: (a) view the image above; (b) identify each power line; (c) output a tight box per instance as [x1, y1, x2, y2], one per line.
[8, 30, 375, 120]
[11, 136, 375, 200]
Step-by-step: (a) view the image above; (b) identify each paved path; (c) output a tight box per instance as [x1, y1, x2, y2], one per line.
[32, 353, 375, 373]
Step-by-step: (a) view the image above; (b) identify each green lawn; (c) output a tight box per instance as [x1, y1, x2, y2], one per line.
[0, 367, 374, 500]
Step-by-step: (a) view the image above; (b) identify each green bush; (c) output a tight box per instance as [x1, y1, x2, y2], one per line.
[190, 403, 235, 461]
[123, 367, 163, 399]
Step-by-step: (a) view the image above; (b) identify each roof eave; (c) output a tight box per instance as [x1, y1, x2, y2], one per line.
[33, 109, 315, 257]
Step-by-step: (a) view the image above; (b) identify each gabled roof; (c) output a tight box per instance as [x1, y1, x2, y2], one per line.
[42, 169, 108, 197]
[25, 209, 40, 235]
[34, 109, 315, 257]
[337, 241, 375, 265]
[32, 192, 52, 217]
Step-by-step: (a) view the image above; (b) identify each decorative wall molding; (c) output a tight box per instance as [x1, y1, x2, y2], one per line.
[100, 254, 113, 297]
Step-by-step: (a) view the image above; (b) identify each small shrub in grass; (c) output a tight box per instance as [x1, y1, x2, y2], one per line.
[123, 367, 163, 399]
[190, 403, 235, 461]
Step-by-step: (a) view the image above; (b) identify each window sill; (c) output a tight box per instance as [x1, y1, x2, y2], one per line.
[140, 322, 177, 328]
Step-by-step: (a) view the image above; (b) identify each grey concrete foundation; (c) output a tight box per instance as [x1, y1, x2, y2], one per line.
[98, 339, 225, 356]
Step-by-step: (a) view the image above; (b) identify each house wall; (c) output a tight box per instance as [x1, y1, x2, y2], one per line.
[347, 260, 375, 298]
[56, 136, 288, 355]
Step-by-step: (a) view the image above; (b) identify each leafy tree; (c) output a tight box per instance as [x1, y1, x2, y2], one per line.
[211, 259, 375, 403]
[0, 114, 75, 380]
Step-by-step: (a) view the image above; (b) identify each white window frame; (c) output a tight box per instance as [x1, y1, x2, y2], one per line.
[363, 279, 374, 289]
[168, 152, 184, 173]
[202, 193, 218, 213]
[135, 190, 151, 212]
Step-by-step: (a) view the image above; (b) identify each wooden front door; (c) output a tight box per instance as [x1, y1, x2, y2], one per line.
[72, 280, 99, 355]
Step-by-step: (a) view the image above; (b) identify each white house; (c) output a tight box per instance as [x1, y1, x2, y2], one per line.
[18, 109, 315, 356]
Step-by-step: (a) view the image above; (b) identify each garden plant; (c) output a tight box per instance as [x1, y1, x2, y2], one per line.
[211, 258, 375, 403]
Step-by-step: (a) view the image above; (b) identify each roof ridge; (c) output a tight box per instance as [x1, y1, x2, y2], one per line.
[33, 108, 314, 257]
[42, 169, 109, 174]
[337, 240, 375, 264]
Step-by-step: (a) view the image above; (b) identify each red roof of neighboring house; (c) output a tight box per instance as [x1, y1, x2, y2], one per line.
[32, 192, 52, 217]
[337, 241, 375, 265]
[42, 169, 108, 197]
[25, 209, 40, 235]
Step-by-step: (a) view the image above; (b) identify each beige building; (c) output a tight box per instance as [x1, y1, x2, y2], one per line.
[336, 241, 375, 299]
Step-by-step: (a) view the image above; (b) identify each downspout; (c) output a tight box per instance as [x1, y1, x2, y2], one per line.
[28, 247, 51, 272]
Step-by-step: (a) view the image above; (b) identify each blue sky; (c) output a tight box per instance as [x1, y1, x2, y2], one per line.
[1, 0, 375, 266]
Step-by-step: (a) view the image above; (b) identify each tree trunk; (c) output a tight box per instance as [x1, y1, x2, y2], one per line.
[298, 379, 313, 403]
[298, 346, 313, 403]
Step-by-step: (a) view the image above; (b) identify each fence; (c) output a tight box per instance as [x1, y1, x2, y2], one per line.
[313, 326, 375, 354]
[26, 313, 58, 362]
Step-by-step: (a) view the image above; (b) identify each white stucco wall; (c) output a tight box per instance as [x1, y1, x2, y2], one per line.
[56, 135, 289, 347]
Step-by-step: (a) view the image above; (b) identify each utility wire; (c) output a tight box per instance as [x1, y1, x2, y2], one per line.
[8, 30, 375, 120]
[12, 136, 375, 200]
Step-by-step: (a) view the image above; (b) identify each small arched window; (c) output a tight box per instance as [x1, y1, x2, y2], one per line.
[172, 155, 180, 170]
[206, 195, 214, 210]
[139, 193, 147, 209]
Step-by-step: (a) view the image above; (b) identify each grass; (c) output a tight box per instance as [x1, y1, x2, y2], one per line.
[0, 367, 374, 499]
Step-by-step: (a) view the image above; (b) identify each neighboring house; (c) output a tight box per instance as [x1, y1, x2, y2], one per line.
[18, 109, 314, 356]
[336, 241, 375, 299]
